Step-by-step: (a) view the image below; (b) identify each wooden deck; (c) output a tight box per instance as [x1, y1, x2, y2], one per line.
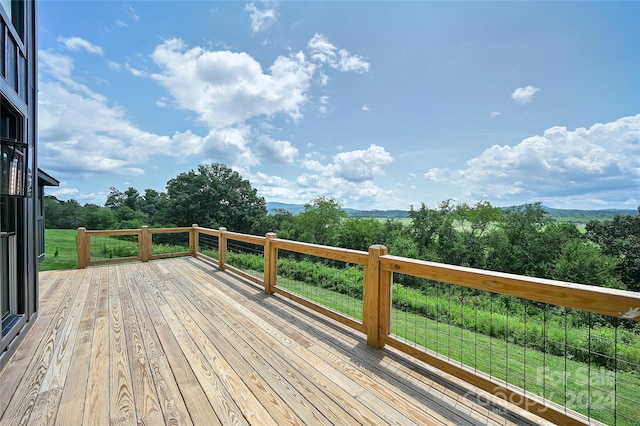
[0, 258, 550, 425]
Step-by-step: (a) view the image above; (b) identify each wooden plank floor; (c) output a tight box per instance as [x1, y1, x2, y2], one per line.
[0, 258, 551, 425]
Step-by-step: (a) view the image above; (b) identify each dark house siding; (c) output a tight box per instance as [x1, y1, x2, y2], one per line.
[0, 0, 40, 371]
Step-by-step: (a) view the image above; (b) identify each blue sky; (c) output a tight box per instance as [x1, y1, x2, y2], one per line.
[37, 1, 639, 210]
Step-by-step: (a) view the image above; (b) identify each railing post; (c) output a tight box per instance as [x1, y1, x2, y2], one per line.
[364, 244, 389, 348]
[264, 232, 277, 295]
[218, 227, 227, 270]
[140, 226, 150, 262]
[190, 224, 199, 257]
[76, 227, 87, 269]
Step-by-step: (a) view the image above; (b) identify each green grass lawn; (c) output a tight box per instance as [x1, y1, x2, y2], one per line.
[39, 229, 78, 271]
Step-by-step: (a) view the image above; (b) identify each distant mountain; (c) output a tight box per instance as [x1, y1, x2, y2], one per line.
[266, 202, 409, 218]
[266, 202, 637, 222]
[266, 202, 306, 215]
[541, 206, 637, 222]
[343, 208, 409, 219]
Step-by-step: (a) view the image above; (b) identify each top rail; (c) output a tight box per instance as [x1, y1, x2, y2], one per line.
[272, 238, 369, 265]
[83, 228, 141, 237]
[380, 254, 640, 320]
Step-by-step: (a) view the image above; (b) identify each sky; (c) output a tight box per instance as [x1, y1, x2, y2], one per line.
[37, 1, 640, 211]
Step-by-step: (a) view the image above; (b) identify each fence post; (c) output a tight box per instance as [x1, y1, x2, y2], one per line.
[76, 227, 87, 269]
[190, 224, 199, 257]
[363, 244, 388, 348]
[140, 226, 150, 262]
[264, 232, 277, 295]
[218, 227, 227, 270]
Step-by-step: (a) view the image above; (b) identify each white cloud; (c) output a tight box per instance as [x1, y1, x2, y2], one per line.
[200, 127, 258, 167]
[318, 71, 329, 86]
[425, 115, 640, 206]
[50, 187, 80, 197]
[57, 36, 104, 56]
[511, 85, 540, 105]
[308, 33, 370, 73]
[38, 51, 199, 176]
[126, 5, 140, 22]
[125, 63, 147, 77]
[245, 3, 277, 33]
[319, 95, 329, 114]
[254, 138, 299, 163]
[39, 50, 107, 102]
[282, 144, 396, 206]
[115, 19, 127, 28]
[328, 144, 393, 182]
[361, 105, 370, 111]
[150, 38, 315, 129]
[489, 111, 501, 118]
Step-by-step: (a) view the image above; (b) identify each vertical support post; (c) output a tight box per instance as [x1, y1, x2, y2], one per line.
[76, 227, 87, 269]
[218, 227, 227, 271]
[363, 244, 388, 348]
[147, 227, 153, 260]
[379, 254, 392, 340]
[264, 232, 277, 295]
[190, 224, 199, 257]
[140, 226, 149, 262]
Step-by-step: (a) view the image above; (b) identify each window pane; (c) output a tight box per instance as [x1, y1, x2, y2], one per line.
[6, 38, 15, 89]
[17, 51, 24, 101]
[0, 22, 4, 78]
[0, 1, 11, 19]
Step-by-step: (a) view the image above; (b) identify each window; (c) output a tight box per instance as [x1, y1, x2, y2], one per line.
[0, 1, 11, 20]
[0, 1, 24, 40]
[0, 98, 28, 197]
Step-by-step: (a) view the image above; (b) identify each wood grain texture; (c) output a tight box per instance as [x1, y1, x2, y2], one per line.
[0, 258, 552, 426]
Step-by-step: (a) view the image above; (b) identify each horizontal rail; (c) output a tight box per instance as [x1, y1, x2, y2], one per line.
[272, 238, 369, 265]
[83, 229, 141, 237]
[380, 254, 640, 321]
[194, 227, 220, 237]
[148, 227, 193, 234]
[221, 230, 266, 245]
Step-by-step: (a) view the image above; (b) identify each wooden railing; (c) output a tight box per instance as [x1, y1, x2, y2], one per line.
[77, 225, 640, 425]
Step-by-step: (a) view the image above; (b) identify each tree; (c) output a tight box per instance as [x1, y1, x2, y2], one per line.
[105, 187, 125, 209]
[294, 196, 346, 246]
[165, 163, 267, 233]
[486, 202, 555, 276]
[123, 187, 141, 211]
[584, 215, 640, 292]
[56, 199, 85, 229]
[554, 240, 623, 289]
[408, 200, 455, 261]
[84, 204, 117, 230]
[139, 189, 168, 225]
[454, 201, 503, 268]
[44, 196, 63, 228]
[258, 208, 297, 239]
[337, 217, 385, 251]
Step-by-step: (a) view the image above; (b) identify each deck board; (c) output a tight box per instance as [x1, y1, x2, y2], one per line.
[0, 257, 552, 425]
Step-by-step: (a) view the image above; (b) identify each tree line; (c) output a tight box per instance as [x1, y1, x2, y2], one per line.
[44, 163, 640, 292]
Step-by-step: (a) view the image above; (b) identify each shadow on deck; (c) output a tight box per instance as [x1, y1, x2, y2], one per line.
[0, 257, 550, 425]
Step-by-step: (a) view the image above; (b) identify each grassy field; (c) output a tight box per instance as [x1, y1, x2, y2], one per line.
[39, 229, 78, 271]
